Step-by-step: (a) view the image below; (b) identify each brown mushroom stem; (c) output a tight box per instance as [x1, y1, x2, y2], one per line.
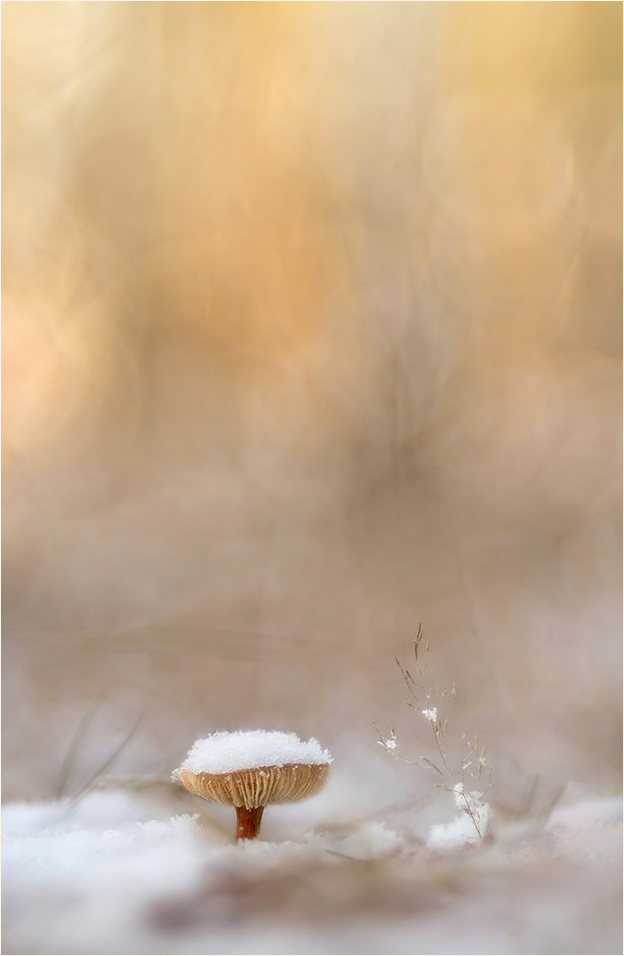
[235, 805, 264, 840]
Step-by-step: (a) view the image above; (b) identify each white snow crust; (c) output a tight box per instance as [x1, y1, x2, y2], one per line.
[178, 730, 333, 775]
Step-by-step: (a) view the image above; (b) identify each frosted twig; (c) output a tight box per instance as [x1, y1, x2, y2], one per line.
[378, 627, 491, 843]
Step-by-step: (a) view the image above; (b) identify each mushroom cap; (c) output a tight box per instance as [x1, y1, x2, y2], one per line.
[178, 761, 330, 809]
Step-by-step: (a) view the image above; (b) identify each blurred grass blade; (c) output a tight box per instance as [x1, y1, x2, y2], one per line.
[69, 713, 145, 806]
[55, 688, 112, 799]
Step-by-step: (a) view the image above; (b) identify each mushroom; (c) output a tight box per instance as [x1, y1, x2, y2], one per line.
[174, 730, 332, 840]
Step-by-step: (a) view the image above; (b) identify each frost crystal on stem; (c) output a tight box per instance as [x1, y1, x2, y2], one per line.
[452, 783, 490, 841]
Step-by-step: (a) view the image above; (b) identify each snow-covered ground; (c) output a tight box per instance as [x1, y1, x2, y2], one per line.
[3, 783, 621, 955]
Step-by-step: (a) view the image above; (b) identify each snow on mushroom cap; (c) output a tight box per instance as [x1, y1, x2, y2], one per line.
[180, 730, 333, 775]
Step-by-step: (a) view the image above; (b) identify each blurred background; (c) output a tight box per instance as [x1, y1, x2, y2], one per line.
[3, 1, 622, 807]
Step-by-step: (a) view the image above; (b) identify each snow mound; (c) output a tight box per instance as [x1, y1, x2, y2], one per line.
[328, 820, 404, 860]
[426, 785, 491, 853]
[548, 795, 623, 831]
[427, 812, 483, 852]
[178, 730, 333, 775]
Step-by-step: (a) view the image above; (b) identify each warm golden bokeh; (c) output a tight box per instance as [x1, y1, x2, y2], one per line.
[2, 2, 621, 802]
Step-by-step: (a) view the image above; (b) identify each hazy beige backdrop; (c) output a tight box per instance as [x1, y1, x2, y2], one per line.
[3, 2, 621, 805]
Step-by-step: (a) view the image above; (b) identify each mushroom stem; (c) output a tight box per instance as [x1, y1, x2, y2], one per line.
[235, 805, 264, 840]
